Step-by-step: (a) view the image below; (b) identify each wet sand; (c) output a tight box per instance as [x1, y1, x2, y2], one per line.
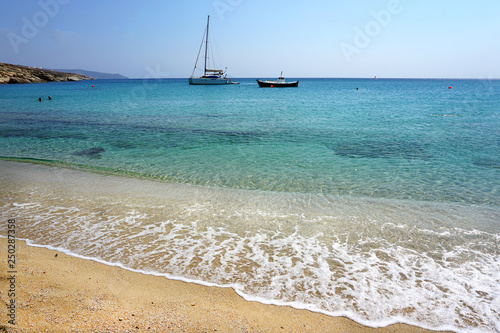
[0, 238, 451, 332]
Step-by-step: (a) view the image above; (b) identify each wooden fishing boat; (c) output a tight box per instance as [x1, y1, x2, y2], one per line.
[256, 72, 298, 87]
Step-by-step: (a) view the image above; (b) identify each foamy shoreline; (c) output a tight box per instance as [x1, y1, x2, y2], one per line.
[2, 160, 493, 331]
[0, 238, 452, 332]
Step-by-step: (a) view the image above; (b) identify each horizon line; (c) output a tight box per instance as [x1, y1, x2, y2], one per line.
[123, 76, 500, 80]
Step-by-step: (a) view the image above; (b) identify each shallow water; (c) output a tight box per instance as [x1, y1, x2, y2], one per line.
[1, 78, 499, 331]
[1, 78, 499, 204]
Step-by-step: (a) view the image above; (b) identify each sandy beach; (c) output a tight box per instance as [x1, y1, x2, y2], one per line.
[0, 237, 452, 332]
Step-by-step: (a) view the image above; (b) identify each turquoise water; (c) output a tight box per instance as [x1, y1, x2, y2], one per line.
[1, 78, 499, 204]
[1, 78, 499, 331]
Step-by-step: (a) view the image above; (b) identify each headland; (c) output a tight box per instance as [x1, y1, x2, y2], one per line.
[0, 62, 93, 84]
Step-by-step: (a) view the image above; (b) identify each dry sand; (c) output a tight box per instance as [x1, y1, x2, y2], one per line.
[0, 238, 451, 333]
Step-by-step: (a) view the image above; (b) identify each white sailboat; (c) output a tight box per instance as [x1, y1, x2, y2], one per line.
[189, 15, 233, 85]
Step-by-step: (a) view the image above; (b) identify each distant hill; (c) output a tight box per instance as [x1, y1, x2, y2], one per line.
[0, 62, 93, 84]
[53, 69, 128, 80]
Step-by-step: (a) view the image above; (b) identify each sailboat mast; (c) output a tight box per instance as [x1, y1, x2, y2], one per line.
[204, 15, 210, 76]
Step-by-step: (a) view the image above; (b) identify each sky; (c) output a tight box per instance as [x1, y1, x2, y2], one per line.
[1, 0, 499, 79]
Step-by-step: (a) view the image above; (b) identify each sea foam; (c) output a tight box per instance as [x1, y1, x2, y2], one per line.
[1, 164, 499, 332]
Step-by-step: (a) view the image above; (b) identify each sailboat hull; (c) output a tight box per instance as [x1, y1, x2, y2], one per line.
[189, 77, 232, 85]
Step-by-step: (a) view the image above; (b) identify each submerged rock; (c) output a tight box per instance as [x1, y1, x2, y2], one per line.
[330, 140, 429, 160]
[73, 147, 105, 158]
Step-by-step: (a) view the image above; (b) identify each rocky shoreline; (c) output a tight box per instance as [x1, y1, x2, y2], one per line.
[0, 62, 94, 84]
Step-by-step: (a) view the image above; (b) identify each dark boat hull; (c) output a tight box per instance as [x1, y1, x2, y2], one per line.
[256, 79, 299, 87]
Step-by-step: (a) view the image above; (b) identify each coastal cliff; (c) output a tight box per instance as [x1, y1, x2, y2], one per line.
[0, 62, 94, 84]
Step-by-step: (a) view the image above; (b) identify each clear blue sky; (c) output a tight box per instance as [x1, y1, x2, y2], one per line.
[1, 0, 499, 78]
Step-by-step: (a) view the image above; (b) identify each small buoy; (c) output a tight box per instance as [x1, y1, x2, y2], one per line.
[92, 85, 95, 87]
[448, 86, 452, 89]
[270, 85, 273, 88]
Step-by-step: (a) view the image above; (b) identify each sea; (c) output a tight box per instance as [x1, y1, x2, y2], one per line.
[1, 78, 499, 332]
